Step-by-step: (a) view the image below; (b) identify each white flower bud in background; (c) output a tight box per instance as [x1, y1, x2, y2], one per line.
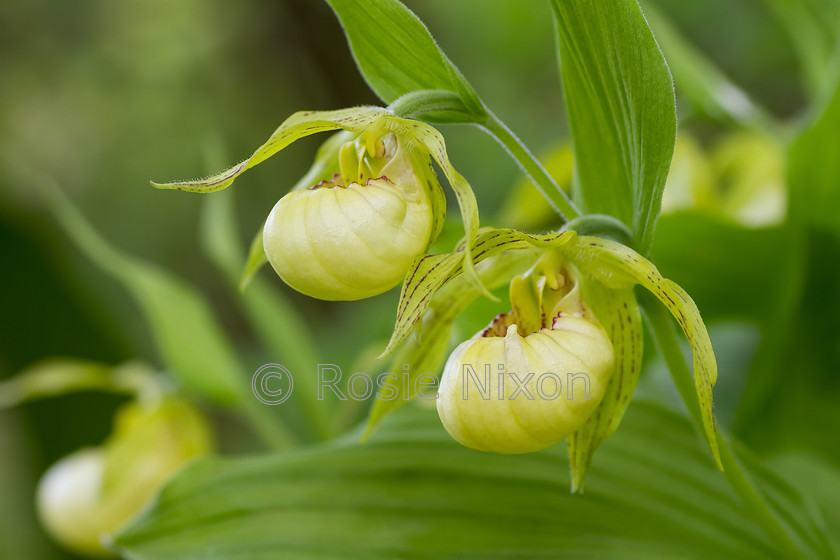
[437, 264, 615, 454]
[36, 398, 212, 556]
[264, 125, 445, 301]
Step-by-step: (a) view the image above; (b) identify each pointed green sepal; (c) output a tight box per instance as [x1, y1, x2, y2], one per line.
[565, 236, 722, 469]
[152, 107, 387, 193]
[567, 284, 643, 492]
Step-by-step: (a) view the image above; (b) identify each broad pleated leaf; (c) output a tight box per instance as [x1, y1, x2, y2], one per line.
[550, 0, 677, 253]
[113, 402, 831, 559]
[567, 284, 643, 491]
[325, 0, 484, 115]
[152, 107, 386, 193]
[565, 236, 721, 468]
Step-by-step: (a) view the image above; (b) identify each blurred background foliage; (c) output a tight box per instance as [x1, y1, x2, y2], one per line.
[1, 0, 839, 558]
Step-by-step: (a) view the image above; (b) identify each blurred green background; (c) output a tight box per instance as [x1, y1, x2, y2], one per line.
[1, 0, 837, 558]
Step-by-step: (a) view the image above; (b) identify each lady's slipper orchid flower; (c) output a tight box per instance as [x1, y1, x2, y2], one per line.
[153, 107, 482, 301]
[378, 228, 719, 490]
[264, 125, 444, 300]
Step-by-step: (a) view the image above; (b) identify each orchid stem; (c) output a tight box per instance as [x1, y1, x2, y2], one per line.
[481, 112, 581, 223]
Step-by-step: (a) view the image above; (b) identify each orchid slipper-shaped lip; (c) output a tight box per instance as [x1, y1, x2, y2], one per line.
[263, 129, 442, 300]
[152, 107, 482, 301]
[437, 267, 615, 454]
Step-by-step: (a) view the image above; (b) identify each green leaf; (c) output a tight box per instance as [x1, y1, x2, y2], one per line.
[41, 181, 293, 448]
[565, 236, 721, 468]
[549, 0, 677, 253]
[41, 184, 245, 405]
[567, 285, 643, 492]
[769, 451, 840, 549]
[113, 402, 832, 559]
[324, 0, 484, 115]
[382, 229, 577, 357]
[641, 2, 771, 130]
[387, 89, 478, 124]
[152, 107, 386, 193]
[325, 2, 581, 221]
[789, 65, 840, 238]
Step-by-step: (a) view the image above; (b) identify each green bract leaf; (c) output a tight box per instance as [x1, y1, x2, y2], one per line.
[41, 184, 244, 405]
[325, 1, 582, 221]
[113, 403, 831, 559]
[324, 0, 484, 116]
[382, 229, 577, 357]
[565, 236, 722, 468]
[549, 0, 677, 253]
[567, 284, 643, 492]
[152, 107, 386, 193]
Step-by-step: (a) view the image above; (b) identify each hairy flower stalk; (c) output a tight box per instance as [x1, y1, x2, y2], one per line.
[437, 263, 615, 454]
[264, 124, 445, 300]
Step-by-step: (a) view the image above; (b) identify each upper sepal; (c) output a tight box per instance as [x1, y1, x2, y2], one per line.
[152, 107, 388, 193]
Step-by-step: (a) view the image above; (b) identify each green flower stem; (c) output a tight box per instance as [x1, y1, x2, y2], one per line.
[481, 112, 581, 223]
[644, 297, 804, 559]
